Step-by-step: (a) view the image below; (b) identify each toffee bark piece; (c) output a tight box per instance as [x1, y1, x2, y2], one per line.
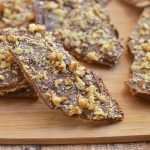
[1, 86, 37, 99]
[0, 0, 34, 28]
[0, 25, 45, 97]
[8, 27, 123, 122]
[33, 0, 70, 31]
[33, 0, 109, 31]
[55, 4, 123, 66]
[33, 0, 123, 67]
[127, 8, 150, 99]
[121, 0, 150, 8]
[0, 30, 27, 95]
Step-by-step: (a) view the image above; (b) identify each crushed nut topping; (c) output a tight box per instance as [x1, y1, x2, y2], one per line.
[0, 75, 4, 81]
[0, 0, 34, 27]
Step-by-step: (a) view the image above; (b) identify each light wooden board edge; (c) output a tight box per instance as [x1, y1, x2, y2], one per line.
[0, 135, 150, 144]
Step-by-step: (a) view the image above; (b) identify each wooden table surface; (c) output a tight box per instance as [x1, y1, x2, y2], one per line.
[0, 143, 150, 150]
[0, 0, 150, 149]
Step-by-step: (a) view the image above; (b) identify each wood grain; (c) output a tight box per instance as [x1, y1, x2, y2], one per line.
[0, 0, 149, 144]
[0, 143, 150, 150]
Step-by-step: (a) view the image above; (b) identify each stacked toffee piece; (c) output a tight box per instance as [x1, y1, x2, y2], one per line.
[0, 0, 124, 122]
[127, 8, 150, 99]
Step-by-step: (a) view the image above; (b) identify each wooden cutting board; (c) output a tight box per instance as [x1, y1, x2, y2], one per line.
[0, 0, 150, 144]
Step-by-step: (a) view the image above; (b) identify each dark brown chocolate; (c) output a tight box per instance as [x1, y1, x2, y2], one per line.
[8, 26, 123, 122]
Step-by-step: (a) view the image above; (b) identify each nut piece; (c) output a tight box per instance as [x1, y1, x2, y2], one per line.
[50, 52, 63, 62]
[44, 1, 58, 11]
[142, 43, 150, 52]
[7, 34, 18, 42]
[51, 92, 67, 107]
[69, 61, 78, 72]
[87, 52, 99, 61]
[0, 75, 4, 80]
[15, 47, 24, 54]
[69, 106, 82, 116]
[102, 43, 113, 51]
[94, 107, 105, 116]
[55, 79, 63, 87]
[141, 61, 150, 69]
[146, 52, 150, 62]
[78, 94, 88, 108]
[32, 71, 44, 80]
[0, 35, 5, 42]
[76, 76, 85, 88]
[65, 77, 73, 86]
[28, 24, 46, 33]
[0, 61, 9, 69]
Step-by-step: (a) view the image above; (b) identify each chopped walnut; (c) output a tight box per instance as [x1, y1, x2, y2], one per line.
[51, 92, 67, 107]
[76, 76, 85, 88]
[44, 1, 58, 11]
[141, 61, 150, 69]
[32, 71, 44, 80]
[7, 34, 18, 42]
[50, 52, 63, 62]
[78, 94, 88, 108]
[69, 106, 82, 116]
[0, 35, 5, 42]
[102, 43, 114, 51]
[57, 61, 66, 73]
[0, 54, 4, 61]
[15, 47, 24, 55]
[142, 43, 150, 52]
[55, 79, 63, 87]
[0, 61, 9, 69]
[87, 52, 100, 61]
[65, 77, 73, 86]
[146, 52, 150, 62]
[69, 61, 78, 72]
[54, 9, 65, 17]
[7, 53, 14, 62]
[0, 75, 4, 81]
[94, 107, 105, 116]
[23, 64, 30, 72]
[28, 24, 46, 33]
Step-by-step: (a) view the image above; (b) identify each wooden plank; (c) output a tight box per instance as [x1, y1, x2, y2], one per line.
[0, 0, 149, 144]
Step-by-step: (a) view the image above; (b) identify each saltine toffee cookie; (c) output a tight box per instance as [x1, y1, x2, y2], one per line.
[121, 0, 150, 8]
[127, 8, 150, 99]
[8, 27, 123, 122]
[1, 86, 37, 99]
[54, 4, 123, 67]
[0, 0, 34, 28]
[33, 0, 110, 31]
